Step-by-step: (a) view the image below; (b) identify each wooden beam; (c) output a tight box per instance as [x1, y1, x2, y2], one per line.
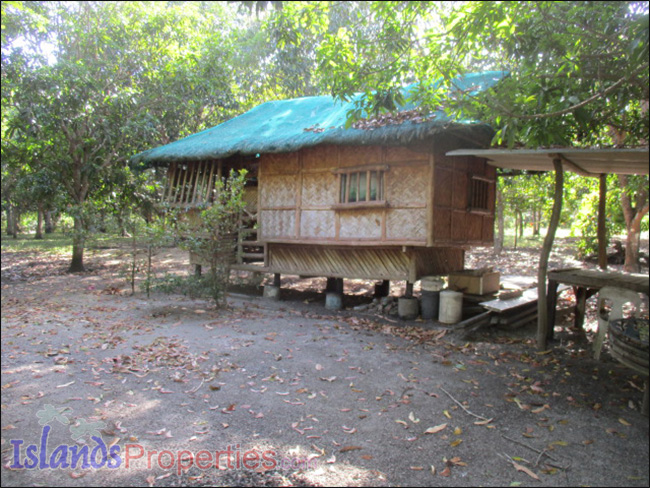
[598, 173, 608, 270]
[557, 153, 594, 177]
[537, 158, 564, 351]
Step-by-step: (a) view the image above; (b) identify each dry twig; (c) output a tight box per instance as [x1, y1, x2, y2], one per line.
[439, 386, 493, 423]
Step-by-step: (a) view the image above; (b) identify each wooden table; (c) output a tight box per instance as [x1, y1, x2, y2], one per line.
[545, 268, 650, 340]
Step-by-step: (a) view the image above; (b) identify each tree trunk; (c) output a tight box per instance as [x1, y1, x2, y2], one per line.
[518, 210, 524, 238]
[495, 188, 504, 253]
[45, 211, 55, 234]
[68, 215, 85, 272]
[6, 205, 14, 236]
[597, 174, 608, 270]
[537, 159, 564, 351]
[532, 208, 541, 236]
[513, 212, 518, 249]
[35, 206, 44, 239]
[619, 175, 649, 273]
[12, 208, 20, 238]
[624, 216, 643, 273]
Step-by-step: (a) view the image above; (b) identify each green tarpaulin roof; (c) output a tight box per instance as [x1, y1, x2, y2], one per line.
[132, 71, 506, 164]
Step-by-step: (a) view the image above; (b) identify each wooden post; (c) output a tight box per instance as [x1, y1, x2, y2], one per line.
[335, 278, 344, 294]
[573, 286, 588, 331]
[537, 158, 564, 351]
[405, 281, 414, 298]
[273, 273, 281, 288]
[374, 280, 390, 298]
[326, 277, 338, 293]
[598, 173, 608, 270]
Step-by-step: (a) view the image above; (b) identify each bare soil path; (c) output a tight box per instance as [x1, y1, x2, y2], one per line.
[1, 241, 648, 487]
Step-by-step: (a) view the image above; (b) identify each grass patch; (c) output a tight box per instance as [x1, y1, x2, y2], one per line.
[1, 232, 133, 255]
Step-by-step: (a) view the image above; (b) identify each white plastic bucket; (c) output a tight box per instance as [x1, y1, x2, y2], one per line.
[439, 290, 463, 324]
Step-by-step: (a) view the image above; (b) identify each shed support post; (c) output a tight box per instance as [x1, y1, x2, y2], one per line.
[326, 277, 338, 293]
[335, 278, 344, 294]
[537, 158, 564, 351]
[573, 286, 588, 332]
[325, 278, 344, 310]
[194, 264, 202, 277]
[374, 280, 390, 298]
[598, 173, 608, 270]
[264, 273, 282, 300]
[405, 282, 414, 298]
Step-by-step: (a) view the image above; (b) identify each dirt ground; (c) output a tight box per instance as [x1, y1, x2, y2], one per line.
[1, 240, 649, 487]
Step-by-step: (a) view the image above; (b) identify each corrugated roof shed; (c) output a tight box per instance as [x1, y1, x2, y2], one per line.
[132, 71, 506, 164]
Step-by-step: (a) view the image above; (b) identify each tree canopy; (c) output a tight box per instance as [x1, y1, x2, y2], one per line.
[266, 1, 649, 147]
[2, 1, 648, 271]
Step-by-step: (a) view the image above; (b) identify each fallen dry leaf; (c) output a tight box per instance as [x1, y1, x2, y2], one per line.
[340, 446, 363, 453]
[512, 461, 540, 480]
[425, 423, 447, 434]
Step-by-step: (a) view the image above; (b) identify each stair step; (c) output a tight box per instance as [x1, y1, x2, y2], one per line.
[241, 252, 265, 260]
[241, 241, 263, 246]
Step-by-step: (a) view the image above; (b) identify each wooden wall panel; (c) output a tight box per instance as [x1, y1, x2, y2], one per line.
[385, 145, 430, 163]
[339, 211, 382, 239]
[260, 210, 295, 238]
[301, 172, 338, 207]
[386, 165, 428, 207]
[451, 211, 468, 241]
[432, 208, 451, 241]
[267, 244, 463, 281]
[339, 146, 381, 167]
[452, 168, 468, 210]
[261, 153, 300, 174]
[386, 208, 427, 241]
[434, 167, 453, 207]
[302, 145, 338, 171]
[482, 215, 495, 242]
[268, 244, 411, 280]
[300, 210, 336, 239]
[415, 248, 464, 277]
[261, 174, 297, 208]
[465, 212, 484, 241]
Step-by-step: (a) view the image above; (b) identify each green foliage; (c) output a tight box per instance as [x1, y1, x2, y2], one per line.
[121, 216, 172, 297]
[170, 169, 248, 307]
[266, 1, 649, 147]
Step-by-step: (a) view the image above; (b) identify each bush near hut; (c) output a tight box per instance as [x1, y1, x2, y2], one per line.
[169, 169, 248, 307]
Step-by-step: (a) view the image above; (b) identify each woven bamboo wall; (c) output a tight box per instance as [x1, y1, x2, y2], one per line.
[258, 140, 494, 248]
[260, 210, 295, 238]
[300, 210, 336, 239]
[259, 145, 433, 245]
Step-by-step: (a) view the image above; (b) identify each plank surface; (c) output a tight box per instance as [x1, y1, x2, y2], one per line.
[548, 268, 649, 295]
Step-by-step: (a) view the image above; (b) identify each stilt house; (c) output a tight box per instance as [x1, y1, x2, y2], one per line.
[133, 72, 505, 287]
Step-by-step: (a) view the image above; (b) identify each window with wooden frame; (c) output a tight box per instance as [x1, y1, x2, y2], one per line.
[333, 165, 388, 209]
[469, 176, 491, 212]
[164, 161, 218, 206]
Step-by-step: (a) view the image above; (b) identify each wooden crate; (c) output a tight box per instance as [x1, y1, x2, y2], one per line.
[449, 269, 500, 295]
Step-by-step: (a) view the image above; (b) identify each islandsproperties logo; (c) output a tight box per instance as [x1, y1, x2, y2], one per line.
[8, 404, 317, 474]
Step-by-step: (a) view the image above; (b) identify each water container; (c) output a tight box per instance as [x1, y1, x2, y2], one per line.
[439, 290, 463, 324]
[398, 297, 419, 320]
[420, 276, 444, 320]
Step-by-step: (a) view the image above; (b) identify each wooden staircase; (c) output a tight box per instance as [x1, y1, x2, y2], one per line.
[234, 213, 268, 271]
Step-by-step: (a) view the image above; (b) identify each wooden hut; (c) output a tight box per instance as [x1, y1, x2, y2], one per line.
[133, 72, 505, 289]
